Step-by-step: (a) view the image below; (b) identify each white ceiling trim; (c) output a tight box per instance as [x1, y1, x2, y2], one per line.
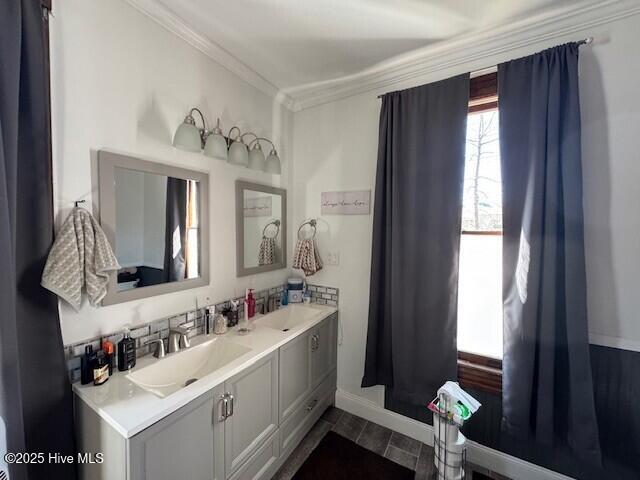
[126, 0, 640, 113]
[288, 0, 640, 111]
[124, 0, 297, 110]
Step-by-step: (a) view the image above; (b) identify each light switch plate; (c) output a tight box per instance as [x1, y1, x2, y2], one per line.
[326, 251, 340, 266]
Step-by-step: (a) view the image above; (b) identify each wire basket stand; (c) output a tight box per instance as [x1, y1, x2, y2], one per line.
[430, 393, 467, 480]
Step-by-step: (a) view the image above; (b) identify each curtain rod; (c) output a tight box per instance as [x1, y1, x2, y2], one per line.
[377, 37, 593, 99]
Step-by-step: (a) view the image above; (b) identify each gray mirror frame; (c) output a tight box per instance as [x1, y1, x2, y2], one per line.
[236, 180, 287, 277]
[98, 150, 209, 305]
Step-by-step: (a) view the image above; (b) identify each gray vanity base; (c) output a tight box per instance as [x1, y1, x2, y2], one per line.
[75, 312, 338, 480]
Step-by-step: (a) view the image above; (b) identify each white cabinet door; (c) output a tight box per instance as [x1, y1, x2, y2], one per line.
[129, 386, 224, 480]
[279, 329, 313, 422]
[223, 351, 279, 478]
[311, 313, 338, 388]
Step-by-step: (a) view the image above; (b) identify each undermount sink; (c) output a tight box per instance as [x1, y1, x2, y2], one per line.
[254, 304, 321, 332]
[127, 337, 251, 398]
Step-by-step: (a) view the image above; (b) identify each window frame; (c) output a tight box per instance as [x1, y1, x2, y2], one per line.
[457, 72, 503, 395]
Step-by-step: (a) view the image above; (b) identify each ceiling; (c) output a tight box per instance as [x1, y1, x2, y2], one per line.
[153, 0, 582, 90]
[131, 0, 636, 108]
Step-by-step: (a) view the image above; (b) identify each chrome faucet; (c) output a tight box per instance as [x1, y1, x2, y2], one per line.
[168, 324, 193, 353]
[146, 338, 166, 358]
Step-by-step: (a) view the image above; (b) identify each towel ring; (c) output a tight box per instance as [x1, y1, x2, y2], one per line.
[297, 219, 317, 240]
[262, 219, 280, 239]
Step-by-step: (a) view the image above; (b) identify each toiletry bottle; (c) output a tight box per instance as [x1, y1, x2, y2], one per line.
[281, 288, 289, 306]
[117, 328, 136, 372]
[205, 306, 214, 335]
[247, 289, 256, 318]
[229, 299, 239, 327]
[243, 298, 249, 324]
[213, 313, 228, 335]
[242, 289, 250, 325]
[102, 340, 115, 376]
[80, 345, 96, 385]
[92, 350, 110, 386]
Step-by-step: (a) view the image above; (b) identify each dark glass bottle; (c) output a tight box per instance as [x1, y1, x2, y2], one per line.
[80, 345, 96, 385]
[92, 350, 110, 386]
[117, 330, 136, 372]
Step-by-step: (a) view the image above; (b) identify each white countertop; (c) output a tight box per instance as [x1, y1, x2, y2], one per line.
[73, 304, 337, 439]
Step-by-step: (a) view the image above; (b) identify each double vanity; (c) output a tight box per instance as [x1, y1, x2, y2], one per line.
[74, 303, 338, 480]
[75, 151, 326, 479]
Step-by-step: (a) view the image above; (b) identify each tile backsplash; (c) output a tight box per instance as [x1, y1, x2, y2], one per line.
[64, 282, 338, 383]
[306, 284, 339, 307]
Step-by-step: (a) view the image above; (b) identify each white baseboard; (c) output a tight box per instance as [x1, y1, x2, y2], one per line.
[335, 388, 433, 444]
[334, 389, 574, 480]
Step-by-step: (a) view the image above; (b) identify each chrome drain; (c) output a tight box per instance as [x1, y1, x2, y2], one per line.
[184, 378, 198, 387]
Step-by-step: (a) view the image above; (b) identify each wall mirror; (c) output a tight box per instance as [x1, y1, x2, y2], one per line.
[236, 180, 287, 277]
[98, 150, 209, 305]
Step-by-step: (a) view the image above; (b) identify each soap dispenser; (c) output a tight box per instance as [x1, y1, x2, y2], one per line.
[117, 327, 136, 372]
[247, 289, 256, 319]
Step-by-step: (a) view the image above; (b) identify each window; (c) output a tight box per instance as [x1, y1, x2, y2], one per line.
[185, 180, 200, 279]
[457, 72, 503, 394]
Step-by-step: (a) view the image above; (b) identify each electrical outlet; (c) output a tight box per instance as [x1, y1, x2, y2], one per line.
[326, 251, 340, 266]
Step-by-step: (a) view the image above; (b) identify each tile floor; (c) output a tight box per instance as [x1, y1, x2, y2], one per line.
[273, 406, 510, 480]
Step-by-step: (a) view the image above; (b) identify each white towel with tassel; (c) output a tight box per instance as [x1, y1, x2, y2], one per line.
[293, 238, 323, 276]
[41, 207, 120, 311]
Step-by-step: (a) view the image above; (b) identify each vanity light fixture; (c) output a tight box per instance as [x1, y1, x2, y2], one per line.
[227, 127, 249, 167]
[248, 142, 266, 170]
[264, 147, 281, 175]
[249, 138, 281, 174]
[244, 133, 265, 171]
[173, 108, 281, 173]
[203, 118, 228, 161]
[173, 108, 207, 152]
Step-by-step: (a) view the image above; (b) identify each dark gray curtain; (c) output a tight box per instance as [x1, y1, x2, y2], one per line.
[499, 43, 601, 463]
[163, 177, 188, 282]
[362, 75, 470, 404]
[0, 1, 77, 479]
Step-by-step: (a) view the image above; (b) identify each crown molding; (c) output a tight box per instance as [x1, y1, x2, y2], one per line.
[125, 0, 640, 113]
[124, 0, 296, 111]
[288, 0, 640, 111]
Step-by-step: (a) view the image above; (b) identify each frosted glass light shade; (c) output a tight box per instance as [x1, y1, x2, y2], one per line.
[203, 132, 228, 161]
[173, 120, 202, 152]
[248, 145, 265, 170]
[264, 149, 281, 174]
[228, 140, 249, 166]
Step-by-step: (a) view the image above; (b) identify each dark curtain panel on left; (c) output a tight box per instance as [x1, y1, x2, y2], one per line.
[163, 177, 188, 282]
[499, 43, 601, 464]
[0, 1, 77, 479]
[362, 75, 470, 404]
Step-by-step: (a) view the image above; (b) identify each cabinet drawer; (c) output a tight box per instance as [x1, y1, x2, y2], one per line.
[229, 430, 280, 480]
[280, 369, 336, 455]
